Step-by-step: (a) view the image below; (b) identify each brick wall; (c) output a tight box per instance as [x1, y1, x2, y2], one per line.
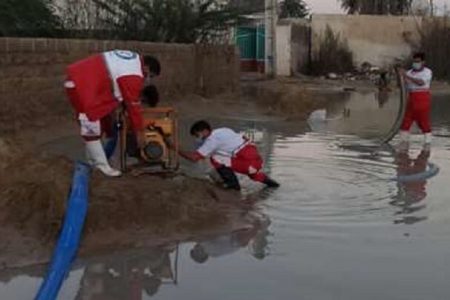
[0, 38, 239, 134]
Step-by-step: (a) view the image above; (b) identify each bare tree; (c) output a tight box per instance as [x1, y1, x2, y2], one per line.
[54, 0, 242, 43]
[339, 0, 412, 15]
[57, 0, 101, 31]
[91, 0, 240, 43]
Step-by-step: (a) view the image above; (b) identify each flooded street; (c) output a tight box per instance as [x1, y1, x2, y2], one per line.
[2, 92, 450, 299]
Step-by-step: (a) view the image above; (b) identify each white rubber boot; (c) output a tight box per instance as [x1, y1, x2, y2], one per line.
[424, 132, 432, 145]
[399, 131, 410, 143]
[85, 140, 122, 177]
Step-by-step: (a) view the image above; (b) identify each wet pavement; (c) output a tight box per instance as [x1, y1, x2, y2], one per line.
[2, 91, 450, 299]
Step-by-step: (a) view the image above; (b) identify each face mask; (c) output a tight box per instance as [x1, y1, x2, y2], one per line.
[195, 136, 205, 146]
[412, 62, 423, 71]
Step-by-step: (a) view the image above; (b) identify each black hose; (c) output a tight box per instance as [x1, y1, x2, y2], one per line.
[378, 69, 408, 144]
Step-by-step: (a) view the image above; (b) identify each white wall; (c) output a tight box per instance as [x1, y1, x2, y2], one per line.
[276, 19, 310, 76]
[276, 24, 292, 76]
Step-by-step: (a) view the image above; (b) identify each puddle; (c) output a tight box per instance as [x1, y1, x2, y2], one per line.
[3, 92, 450, 299]
[307, 89, 403, 140]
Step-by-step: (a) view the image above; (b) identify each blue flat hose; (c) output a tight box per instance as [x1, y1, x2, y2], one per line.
[35, 162, 90, 300]
[391, 162, 440, 183]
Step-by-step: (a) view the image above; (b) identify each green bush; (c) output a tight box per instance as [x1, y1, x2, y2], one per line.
[309, 25, 354, 75]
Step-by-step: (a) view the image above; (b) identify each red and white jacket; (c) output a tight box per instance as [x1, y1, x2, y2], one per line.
[406, 67, 432, 94]
[65, 50, 146, 132]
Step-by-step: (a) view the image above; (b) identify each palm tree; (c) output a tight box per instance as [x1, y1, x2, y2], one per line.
[279, 0, 309, 19]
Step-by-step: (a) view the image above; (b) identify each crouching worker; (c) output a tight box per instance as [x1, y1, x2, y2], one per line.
[64, 50, 161, 177]
[175, 120, 279, 190]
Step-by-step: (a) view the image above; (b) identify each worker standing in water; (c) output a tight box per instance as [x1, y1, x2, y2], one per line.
[175, 120, 279, 190]
[64, 50, 161, 177]
[398, 52, 433, 144]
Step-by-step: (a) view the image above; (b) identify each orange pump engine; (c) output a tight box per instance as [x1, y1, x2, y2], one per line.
[119, 107, 179, 172]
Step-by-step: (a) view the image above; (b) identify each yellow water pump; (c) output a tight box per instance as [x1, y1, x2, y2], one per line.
[119, 107, 179, 172]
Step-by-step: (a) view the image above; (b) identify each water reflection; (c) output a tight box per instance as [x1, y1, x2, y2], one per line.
[377, 89, 390, 109]
[190, 215, 270, 263]
[390, 144, 430, 225]
[72, 215, 270, 299]
[75, 245, 178, 299]
[0, 265, 45, 285]
[307, 90, 400, 140]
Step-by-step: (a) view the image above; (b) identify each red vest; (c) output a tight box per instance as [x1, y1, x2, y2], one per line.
[66, 51, 144, 123]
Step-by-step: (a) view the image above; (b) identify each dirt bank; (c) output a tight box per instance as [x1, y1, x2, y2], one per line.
[0, 140, 259, 269]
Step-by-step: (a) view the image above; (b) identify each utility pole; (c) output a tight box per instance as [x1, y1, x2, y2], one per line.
[430, 0, 434, 16]
[264, 0, 277, 77]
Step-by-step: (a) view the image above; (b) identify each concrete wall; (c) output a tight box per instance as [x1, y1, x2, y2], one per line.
[291, 22, 310, 74]
[310, 14, 422, 68]
[0, 38, 239, 134]
[276, 24, 292, 76]
[276, 19, 310, 76]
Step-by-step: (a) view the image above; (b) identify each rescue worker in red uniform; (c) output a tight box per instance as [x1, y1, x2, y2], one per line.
[176, 120, 279, 190]
[399, 52, 433, 144]
[64, 50, 161, 177]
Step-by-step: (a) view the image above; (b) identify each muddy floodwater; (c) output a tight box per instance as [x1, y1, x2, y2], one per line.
[2, 91, 450, 299]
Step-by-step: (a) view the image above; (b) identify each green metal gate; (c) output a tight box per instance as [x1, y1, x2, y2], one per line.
[235, 25, 265, 72]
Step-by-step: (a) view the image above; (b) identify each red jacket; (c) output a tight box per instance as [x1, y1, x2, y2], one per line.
[66, 50, 145, 132]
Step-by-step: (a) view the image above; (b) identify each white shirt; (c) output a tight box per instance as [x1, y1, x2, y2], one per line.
[406, 67, 432, 92]
[197, 128, 247, 166]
